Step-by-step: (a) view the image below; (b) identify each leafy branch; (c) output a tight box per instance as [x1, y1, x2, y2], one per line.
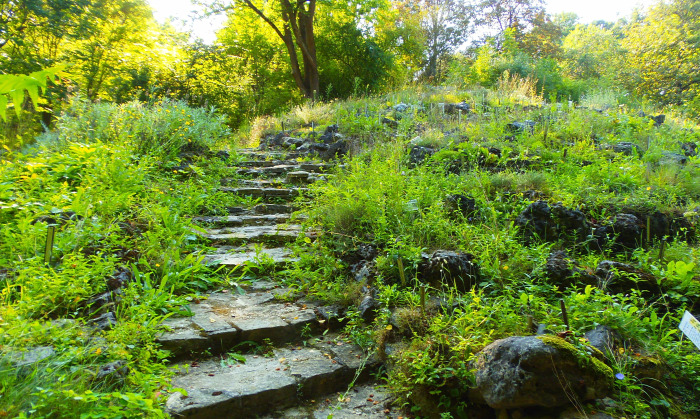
[0, 64, 69, 121]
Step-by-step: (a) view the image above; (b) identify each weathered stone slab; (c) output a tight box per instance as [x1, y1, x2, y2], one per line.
[234, 160, 280, 168]
[158, 292, 319, 357]
[157, 317, 209, 355]
[193, 214, 291, 228]
[236, 165, 299, 176]
[220, 187, 307, 201]
[203, 225, 303, 245]
[166, 355, 298, 418]
[203, 246, 297, 269]
[166, 345, 374, 418]
[260, 382, 399, 419]
[254, 204, 295, 214]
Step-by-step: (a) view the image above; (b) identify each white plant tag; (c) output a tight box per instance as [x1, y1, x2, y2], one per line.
[679, 311, 700, 350]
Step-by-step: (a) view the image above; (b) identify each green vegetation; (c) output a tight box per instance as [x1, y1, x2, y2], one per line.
[270, 85, 700, 417]
[1, 0, 700, 417]
[0, 99, 241, 417]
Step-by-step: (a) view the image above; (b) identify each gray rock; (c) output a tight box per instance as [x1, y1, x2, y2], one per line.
[418, 250, 480, 292]
[282, 137, 305, 148]
[584, 325, 621, 355]
[472, 336, 613, 409]
[89, 312, 117, 331]
[95, 360, 129, 387]
[393, 103, 410, 112]
[7, 346, 55, 367]
[594, 260, 659, 295]
[681, 141, 697, 157]
[444, 101, 470, 114]
[408, 146, 435, 166]
[446, 194, 477, 219]
[515, 201, 555, 243]
[506, 120, 536, 134]
[381, 117, 398, 129]
[612, 142, 641, 157]
[594, 213, 642, 250]
[660, 152, 688, 165]
[358, 295, 379, 323]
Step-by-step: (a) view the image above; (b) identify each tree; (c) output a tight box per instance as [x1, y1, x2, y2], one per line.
[622, 0, 700, 113]
[518, 11, 563, 59]
[561, 24, 623, 80]
[469, 0, 545, 39]
[236, 0, 320, 99]
[419, 0, 470, 82]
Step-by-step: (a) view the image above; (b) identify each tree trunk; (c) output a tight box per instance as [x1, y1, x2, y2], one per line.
[244, 0, 319, 99]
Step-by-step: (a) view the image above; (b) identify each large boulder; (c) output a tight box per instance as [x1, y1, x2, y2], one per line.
[418, 251, 480, 292]
[472, 336, 613, 409]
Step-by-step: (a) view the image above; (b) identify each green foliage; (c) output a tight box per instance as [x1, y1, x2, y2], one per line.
[0, 99, 236, 416]
[0, 65, 68, 121]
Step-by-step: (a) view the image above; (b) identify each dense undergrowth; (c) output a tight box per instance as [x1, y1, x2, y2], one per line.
[1, 83, 700, 418]
[266, 84, 700, 417]
[0, 99, 245, 417]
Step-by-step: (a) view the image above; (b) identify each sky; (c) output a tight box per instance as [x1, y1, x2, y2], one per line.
[147, 0, 662, 44]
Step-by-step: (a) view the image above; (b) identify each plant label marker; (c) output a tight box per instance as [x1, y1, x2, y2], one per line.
[679, 311, 700, 350]
[44, 226, 56, 265]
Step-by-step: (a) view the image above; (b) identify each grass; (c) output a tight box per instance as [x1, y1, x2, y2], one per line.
[264, 86, 700, 417]
[1, 84, 699, 418]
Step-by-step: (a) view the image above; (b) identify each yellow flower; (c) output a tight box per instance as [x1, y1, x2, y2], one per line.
[502, 265, 509, 271]
[646, 187, 651, 191]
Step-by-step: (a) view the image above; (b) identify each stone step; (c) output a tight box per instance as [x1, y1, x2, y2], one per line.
[237, 150, 305, 160]
[254, 203, 296, 214]
[165, 336, 379, 418]
[202, 225, 308, 245]
[234, 160, 284, 168]
[222, 178, 285, 188]
[260, 382, 399, 419]
[157, 288, 316, 358]
[220, 187, 308, 201]
[237, 163, 334, 177]
[204, 246, 297, 270]
[193, 214, 291, 228]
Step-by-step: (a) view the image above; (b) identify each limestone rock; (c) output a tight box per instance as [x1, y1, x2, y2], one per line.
[418, 250, 480, 292]
[472, 336, 613, 409]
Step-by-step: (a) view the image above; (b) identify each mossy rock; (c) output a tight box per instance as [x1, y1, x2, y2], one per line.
[471, 335, 613, 410]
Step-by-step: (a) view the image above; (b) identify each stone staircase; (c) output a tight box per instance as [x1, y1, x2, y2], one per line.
[158, 148, 397, 418]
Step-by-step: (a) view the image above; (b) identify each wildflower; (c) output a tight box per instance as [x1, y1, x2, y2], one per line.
[615, 373, 625, 380]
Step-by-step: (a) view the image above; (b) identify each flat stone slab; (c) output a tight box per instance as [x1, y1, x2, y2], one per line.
[254, 203, 296, 214]
[193, 214, 291, 228]
[203, 225, 304, 245]
[234, 160, 281, 168]
[204, 246, 297, 269]
[157, 290, 317, 357]
[221, 178, 285, 187]
[236, 150, 304, 160]
[260, 382, 399, 419]
[166, 342, 376, 418]
[220, 187, 308, 201]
